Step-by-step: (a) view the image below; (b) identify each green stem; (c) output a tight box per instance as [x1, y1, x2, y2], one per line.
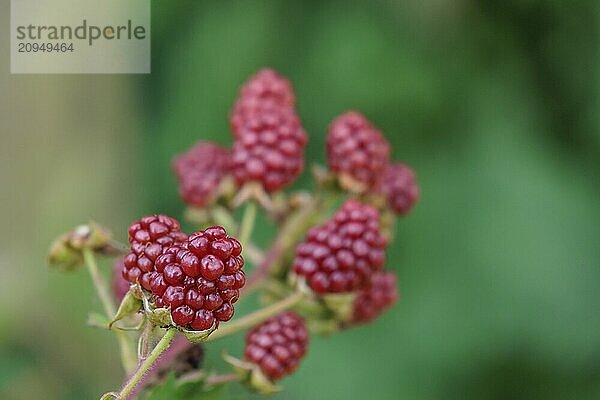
[110, 328, 177, 400]
[238, 201, 257, 245]
[83, 249, 137, 373]
[137, 318, 154, 360]
[83, 249, 116, 317]
[206, 291, 304, 342]
[206, 373, 240, 385]
[210, 205, 238, 233]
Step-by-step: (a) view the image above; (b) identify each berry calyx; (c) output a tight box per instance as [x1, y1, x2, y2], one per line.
[351, 271, 398, 324]
[122, 215, 187, 288]
[172, 142, 231, 208]
[244, 312, 309, 381]
[379, 163, 419, 215]
[293, 200, 388, 294]
[150, 226, 245, 331]
[326, 111, 390, 191]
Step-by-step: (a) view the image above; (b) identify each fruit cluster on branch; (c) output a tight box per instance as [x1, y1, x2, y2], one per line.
[48, 68, 419, 399]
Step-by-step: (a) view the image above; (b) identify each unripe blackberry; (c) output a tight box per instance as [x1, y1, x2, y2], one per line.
[380, 163, 419, 215]
[122, 215, 187, 289]
[231, 107, 307, 192]
[172, 142, 231, 208]
[230, 69, 296, 133]
[326, 111, 390, 190]
[293, 200, 387, 294]
[244, 312, 308, 381]
[150, 226, 245, 331]
[351, 271, 398, 324]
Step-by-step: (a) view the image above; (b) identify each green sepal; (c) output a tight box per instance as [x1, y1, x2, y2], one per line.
[321, 292, 357, 322]
[148, 307, 173, 327]
[69, 222, 112, 250]
[87, 312, 111, 329]
[223, 354, 281, 395]
[47, 222, 116, 272]
[47, 234, 84, 271]
[180, 324, 217, 343]
[308, 318, 341, 336]
[109, 287, 142, 328]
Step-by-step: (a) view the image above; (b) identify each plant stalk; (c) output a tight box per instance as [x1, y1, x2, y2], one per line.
[83, 249, 137, 373]
[111, 328, 177, 400]
[206, 291, 304, 341]
[238, 200, 257, 245]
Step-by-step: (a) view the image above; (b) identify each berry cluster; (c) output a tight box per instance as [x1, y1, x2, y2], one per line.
[230, 69, 308, 192]
[149, 226, 245, 331]
[51, 68, 422, 399]
[351, 271, 398, 324]
[293, 200, 387, 293]
[172, 142, 231, 208]
[122, 215, 187, 287]
[327, 111, 390, 190]
[244, 312, 308, 381]
[379, 163, 419, 215]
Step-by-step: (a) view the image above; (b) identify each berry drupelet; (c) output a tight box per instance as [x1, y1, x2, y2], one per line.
[351, 271, 398, 324]
[326, 111, 390, 190]
[149, 226, 245, 331]
[231, 107, 307, 192]
[230, 68, 296, 134]
[379, 163, 419, 215]
[172, 142, 231, 208]
[244, 312, 309, 381]
[122, 215, 187, 288]
[293, 200, 388, 294]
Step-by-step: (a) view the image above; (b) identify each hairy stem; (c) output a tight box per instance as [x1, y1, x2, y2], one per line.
[137, 318, 154, 360]
[110, 328, 177, 400]
[83, 249, 137, 373]
[207, 291, 304, 341]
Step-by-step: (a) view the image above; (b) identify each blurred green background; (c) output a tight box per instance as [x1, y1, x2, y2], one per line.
[1, 0, 600, 399]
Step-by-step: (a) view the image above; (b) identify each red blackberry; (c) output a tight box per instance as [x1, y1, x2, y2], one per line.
[244, 312, 308, 381]
[113, 257, 131, 302]
[351, 271, 398, 324]
[379, 163, 419, 215]
[172, 142, 231, 208]
[326, 111, 390, 190]
[231, 107, 307, 192]
[230, 69, 296, 133]
[122, 215, 187, 289]
[293, 200, 388, 294]
[149, 226, 245, 331]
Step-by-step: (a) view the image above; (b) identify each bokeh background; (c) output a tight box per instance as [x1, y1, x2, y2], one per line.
[1, 1, 600, 399]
